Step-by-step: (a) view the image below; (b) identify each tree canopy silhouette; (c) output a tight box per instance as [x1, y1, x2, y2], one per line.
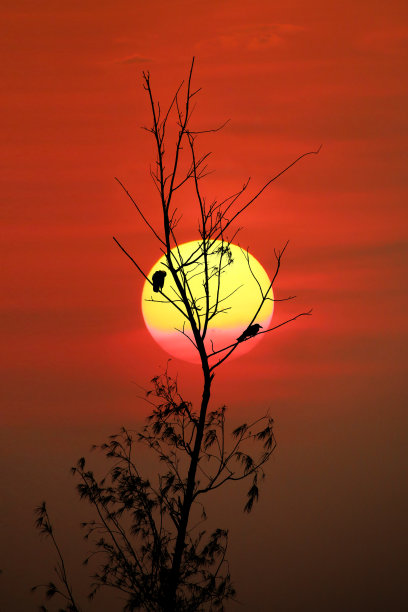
[34, 58, 318, 611]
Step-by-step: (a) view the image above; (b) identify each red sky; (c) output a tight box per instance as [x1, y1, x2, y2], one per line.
[1, 1, 407, 609]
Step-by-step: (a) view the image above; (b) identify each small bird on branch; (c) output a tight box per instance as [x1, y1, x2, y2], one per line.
[237, 323, 263, 342]
[152, 270, 167, 292]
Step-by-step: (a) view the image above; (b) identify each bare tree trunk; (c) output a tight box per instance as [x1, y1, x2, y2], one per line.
[166, 362, 213, 610]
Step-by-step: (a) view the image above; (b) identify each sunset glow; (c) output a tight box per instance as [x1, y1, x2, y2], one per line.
[2, 0, 407, 609]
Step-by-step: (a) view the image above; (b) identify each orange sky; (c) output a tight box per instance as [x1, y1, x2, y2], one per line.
[1, 1, 407, 609]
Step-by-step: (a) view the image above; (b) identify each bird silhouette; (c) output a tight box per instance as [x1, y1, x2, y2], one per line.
[152, 270, 167, 292]
[237, 323, 263, 342]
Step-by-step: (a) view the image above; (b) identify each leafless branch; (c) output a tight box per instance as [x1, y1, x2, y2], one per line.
[209, 311, 312, 370]
[114, 177, 166, 245]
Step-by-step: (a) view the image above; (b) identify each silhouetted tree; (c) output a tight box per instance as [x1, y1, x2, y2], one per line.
[34, 58, 318, 611]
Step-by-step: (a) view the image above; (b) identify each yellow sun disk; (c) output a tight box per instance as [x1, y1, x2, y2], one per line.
[142, 241, 273, 362]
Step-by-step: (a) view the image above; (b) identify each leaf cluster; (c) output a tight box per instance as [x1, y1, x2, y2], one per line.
[34, 371, 275, 611]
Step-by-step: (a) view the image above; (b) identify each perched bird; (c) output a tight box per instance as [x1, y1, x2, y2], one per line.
[237, 323, 263, 343]
[152, 270, 167, 292]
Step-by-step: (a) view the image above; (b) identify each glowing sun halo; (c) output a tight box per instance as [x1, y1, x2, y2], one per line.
[142, 241, 273, 363]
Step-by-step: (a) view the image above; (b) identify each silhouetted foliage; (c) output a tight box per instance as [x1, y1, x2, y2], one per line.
[32, 502, 81, 612]
[34, 58, 317, 611]
[74, 370, 274, 610]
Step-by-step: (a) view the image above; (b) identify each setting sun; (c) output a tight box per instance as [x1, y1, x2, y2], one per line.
[142, 240, 273, 362]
